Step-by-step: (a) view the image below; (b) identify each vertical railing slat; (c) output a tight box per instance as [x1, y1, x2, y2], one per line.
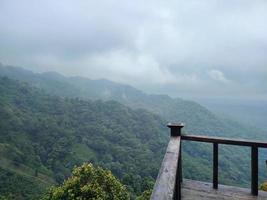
[251, 146, 258, 196]
[213, 143, 218, 189]
[178, 152, 181, 199]
[180, 142, 183, 183]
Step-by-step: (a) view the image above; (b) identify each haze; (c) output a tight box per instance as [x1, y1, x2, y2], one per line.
[0, 0, 267, 100]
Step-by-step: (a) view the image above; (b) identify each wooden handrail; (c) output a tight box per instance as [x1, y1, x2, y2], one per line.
[182, 133, 267, 195]
[181, 134, 267, 147]
[151, 123, 267, 200]
[150, 136, 181, 200]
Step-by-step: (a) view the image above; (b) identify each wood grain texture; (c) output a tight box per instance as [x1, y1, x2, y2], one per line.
[150, 136, 181, 200]
[182, 135, 267, 148]
[182, 179, 267, 200]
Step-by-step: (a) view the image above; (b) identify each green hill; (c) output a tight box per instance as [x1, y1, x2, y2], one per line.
[0, 77, 168, 199]
[0, 64, 266, 199]
[1, 64, 266, 139]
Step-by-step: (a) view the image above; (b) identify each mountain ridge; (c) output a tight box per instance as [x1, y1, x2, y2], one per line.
[0, 63, 265, 139]
[0, 64, 266, 199]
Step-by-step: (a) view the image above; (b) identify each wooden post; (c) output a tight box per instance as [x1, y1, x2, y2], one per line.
[251, 146, 258, 196]
[167, 123, 184, 200]
[213, 143, 218, 189]
[167, 122, 184, 137]
[150, 137, 181, 200]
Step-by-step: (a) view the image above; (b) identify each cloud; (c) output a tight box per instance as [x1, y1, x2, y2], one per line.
[207, 70, 230, 83]
[0, 0, 266, 99]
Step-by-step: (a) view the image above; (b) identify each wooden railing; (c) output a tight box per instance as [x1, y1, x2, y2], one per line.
[150, 123, 267, 200]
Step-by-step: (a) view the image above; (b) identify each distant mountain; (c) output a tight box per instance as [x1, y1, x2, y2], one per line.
[196, 97, 267, 130]
[0, 64, 265, 139]
[0, 64, 266, 199]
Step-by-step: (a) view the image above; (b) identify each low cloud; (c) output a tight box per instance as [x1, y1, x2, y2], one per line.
[207, 70, 230, 83]
[0, 0, 266, 99]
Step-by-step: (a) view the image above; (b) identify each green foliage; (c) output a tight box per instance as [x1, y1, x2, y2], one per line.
[43, 163, 130, 200]
[0, 77, 167, 199]
[0, 196, 10, 200]
[0, 66, 267, 199]
[136, 190, 152, 200]
[0, 167, 46, 200]
[260, 181, 267, 191]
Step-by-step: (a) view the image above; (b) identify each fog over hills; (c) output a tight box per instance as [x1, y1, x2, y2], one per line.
[0, 64, 266, 199]
[1, 63, 266, 133]
[1, 1, 267, 199]
[1, 0, 266, 132]
[1, 0, 267, 100]
[196, 97, 267, 130]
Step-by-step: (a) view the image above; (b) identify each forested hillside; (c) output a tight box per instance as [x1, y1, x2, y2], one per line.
[0, 64, 265, 139]
[0, 65, 266, 199]
[0, 77, 167, 199]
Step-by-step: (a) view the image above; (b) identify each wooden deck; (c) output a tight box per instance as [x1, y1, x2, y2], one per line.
[150, 124, 267, 200]
[182, 179, 267, 200]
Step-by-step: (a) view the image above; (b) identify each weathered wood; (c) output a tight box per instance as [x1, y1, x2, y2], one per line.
[179, 142, 182, 183]
[251, 146, 258, 196]
[213, 143, 218, 189]
[152, 123, 267, 199]
[167, 123, 184, 136]
[150, 136, 181, 200]
[182, 179, 267, 200]
[182, 135, 267, 148]
[176, 154, 181, 200]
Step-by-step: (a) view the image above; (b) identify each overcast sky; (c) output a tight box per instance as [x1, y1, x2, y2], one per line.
[0, 0, 266, 100]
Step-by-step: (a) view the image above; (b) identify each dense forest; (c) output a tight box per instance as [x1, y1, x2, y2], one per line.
[0, 65, 266, 199]
[0, 77, 167, 199]
[0, 64, 266, 141]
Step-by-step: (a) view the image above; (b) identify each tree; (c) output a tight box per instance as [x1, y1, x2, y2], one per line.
[136, 190, 152, 200]
[42, 163, 130, 200]
[34, 169, 38, 177]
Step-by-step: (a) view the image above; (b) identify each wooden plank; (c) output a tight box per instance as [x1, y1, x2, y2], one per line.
[182, 179, 267, 200]
[182, 135, 267, 148]
[150, 136, 181, 200]
[251, 146, 258, 196]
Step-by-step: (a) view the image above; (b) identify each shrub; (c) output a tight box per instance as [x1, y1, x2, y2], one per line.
[43, 163, 130, 200]
[260, 181, 267, 191]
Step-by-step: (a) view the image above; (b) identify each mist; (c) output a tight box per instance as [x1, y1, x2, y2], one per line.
[0, 0, 267, 100]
